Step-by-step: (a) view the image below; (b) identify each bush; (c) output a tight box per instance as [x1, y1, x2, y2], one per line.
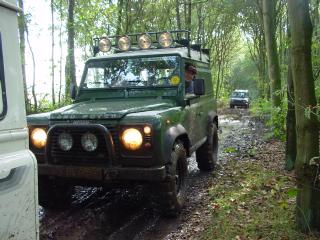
[250, 98, 286, 141]
[27, 97, 72, 115]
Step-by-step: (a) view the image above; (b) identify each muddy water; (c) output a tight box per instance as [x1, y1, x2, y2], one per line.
[39, 109, 255, 240]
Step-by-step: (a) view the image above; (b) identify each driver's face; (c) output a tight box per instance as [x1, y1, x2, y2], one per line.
[185, 70, 195, 81]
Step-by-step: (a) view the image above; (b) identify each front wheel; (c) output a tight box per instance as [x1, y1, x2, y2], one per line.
[157, 141, 188, 217]
[196, 123, 218, 171]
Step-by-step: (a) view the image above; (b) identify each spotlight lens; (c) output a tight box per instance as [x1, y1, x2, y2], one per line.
[81, 132, 98, 152]
[158, 32, 173, 48]
[118, 36, 131, 51]
[138, 34, 152, 49]
[58, 132, 73, 151]
[99, 38, 111, 52]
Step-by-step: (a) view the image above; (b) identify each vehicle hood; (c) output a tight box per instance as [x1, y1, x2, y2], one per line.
[46, 99, 175, 120]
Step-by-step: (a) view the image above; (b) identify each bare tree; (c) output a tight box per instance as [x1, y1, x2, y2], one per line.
[51, 0, 55, 105]
[17, 0, 29, 110]
[58, 0, 63, 105]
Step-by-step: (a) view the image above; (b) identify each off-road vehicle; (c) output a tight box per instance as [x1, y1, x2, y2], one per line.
[229, 89, 250, 108]
[27, 30, 218, 216]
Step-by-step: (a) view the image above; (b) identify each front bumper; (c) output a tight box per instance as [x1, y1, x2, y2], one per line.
[38, 164, 166, 182]
[230, 101, 249, 107]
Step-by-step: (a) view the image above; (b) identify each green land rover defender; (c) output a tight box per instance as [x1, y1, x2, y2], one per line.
[27, 30, 218, 216]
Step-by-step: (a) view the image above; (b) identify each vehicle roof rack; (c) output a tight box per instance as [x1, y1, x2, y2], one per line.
[92, 30, 210, 59]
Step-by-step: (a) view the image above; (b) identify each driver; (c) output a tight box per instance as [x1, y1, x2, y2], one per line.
[185, 63, 197, 94]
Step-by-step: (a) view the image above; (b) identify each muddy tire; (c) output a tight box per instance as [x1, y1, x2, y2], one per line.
[39, 177, 74, 209]
[196, 123, 218, 171]
[157, 142, 188, 217]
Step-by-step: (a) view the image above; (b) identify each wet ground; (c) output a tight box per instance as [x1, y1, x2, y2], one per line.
[40, 108, 264, 240]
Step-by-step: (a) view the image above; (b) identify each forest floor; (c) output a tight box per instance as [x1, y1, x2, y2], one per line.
[39, 109, 320, 240]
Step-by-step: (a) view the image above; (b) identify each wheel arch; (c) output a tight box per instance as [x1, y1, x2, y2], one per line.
[208, 111, 218, 129]
[164, 124, 191, 160]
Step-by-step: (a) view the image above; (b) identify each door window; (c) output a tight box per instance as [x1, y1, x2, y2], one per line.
[0, 33, 7, 120]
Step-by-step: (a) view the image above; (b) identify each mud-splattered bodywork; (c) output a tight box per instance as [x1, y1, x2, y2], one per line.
[27, 48, 217, 187]
[0, 1, 39, 239]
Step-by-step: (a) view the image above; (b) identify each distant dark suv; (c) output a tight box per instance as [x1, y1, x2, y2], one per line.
[27, 30, 218, 216]
[229, 89, 250, 108]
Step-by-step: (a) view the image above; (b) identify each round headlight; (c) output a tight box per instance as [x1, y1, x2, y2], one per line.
[138, 34, 152, 49]
[58, 132, 73, 151]
[81, 132, 98, 152]
[158, 32, 173, 48]
[121, 128, 143, 151]
[118, 36, 131, 51]
[99, 37, 111, 52]
[31, 128, 47, 148]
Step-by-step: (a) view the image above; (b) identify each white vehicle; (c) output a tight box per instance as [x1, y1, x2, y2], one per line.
[0, 1, 39, 239]
[229, 89, 250, 108]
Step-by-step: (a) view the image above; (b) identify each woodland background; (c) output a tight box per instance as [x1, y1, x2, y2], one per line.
[17, 0, 320, 233]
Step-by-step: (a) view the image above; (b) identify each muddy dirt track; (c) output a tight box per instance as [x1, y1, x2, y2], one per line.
[40, 108, 262, 240]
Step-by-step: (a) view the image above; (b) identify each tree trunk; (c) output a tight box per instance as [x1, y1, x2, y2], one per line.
[187, 0, 192, 32]
[116, 0, 123, 35]
[25, 21, 37, 112]
[262, 0, 282, 107]
[17, 0, 28, 111]
[285, 52, 296, 170]
[65, 0, 76, 99]
[51, 0, 55, 105]
[184, 0, 187, 30]
[288, 0, 320, 232]
[58, 0, 63, 105]
[176, 0, 181, 30]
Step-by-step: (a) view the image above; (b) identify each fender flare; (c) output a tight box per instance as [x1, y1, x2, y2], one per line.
[164, 124, 191, 162]
[207, 111, 218, 129]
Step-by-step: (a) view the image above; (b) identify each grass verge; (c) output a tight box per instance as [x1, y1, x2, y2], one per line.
[202, 143, 319, 240]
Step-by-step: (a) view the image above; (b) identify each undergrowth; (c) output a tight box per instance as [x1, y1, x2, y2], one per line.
[249, 98, 286, 141]
[202, 157, 319, 240]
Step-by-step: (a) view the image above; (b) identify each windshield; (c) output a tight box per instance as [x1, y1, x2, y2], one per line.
[232, 91, 249, 98]
[81, 56, 180, 89]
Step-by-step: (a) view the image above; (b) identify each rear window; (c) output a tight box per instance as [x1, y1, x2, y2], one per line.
[0, 32, 7, 120]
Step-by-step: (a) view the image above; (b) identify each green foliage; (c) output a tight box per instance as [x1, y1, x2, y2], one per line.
[227, 49, 260, 98]
[202, 159, 319, 240]
[287, 188, 298, 198]
[27, 97, 71, 114]
[224, 147, 237, 153]
[250, 98, 286, 141]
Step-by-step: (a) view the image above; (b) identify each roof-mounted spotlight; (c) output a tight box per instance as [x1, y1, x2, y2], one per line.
[98, 37, 111, 52]
[158, 32, 173, 48]
[138, 34, 152, 49]
[118, 36, 131, 51]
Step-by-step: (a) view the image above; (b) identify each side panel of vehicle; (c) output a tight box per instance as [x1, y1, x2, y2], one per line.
[0, 1, 39, 239]
[181, 59, 216, 151]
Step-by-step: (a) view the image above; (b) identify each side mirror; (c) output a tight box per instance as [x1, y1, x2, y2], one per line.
[194, 78, 205, 96]
[70, 84, 78, 100]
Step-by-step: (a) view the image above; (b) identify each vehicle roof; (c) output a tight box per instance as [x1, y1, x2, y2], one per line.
[87, 47, 210, 63]
[234, 89, 249, 92]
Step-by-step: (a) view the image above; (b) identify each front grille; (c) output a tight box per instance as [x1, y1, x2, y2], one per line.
[49, 125, 117, 166]
[233, 100, 246, 104]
